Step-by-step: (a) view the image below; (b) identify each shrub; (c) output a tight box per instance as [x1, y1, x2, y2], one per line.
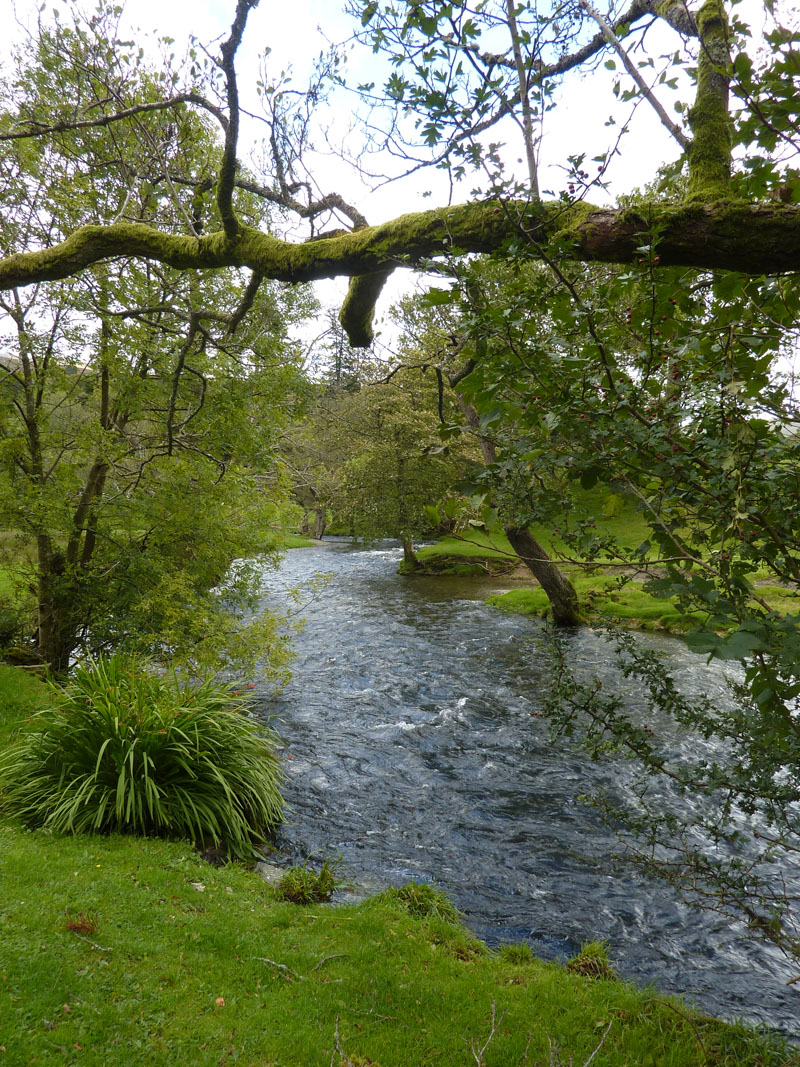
[0, 654, 283, 858]
[275, 860, 340, 905]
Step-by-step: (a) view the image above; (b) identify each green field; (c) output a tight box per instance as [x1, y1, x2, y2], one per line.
[413, 491, 797, 633]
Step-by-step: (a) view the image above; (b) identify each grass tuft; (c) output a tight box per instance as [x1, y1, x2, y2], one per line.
[276, 860, 340, 904]
[498, 941, 534, 964]
[383, 882, 462, 924]
[566, 939, 619, 981]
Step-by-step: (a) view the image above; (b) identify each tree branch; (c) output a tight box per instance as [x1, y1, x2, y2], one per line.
[0, 93, 229, 142]
[216, 0, 259, 238]
[686, 0, 732, 199]
[2, 200, 800, 344]
[577, 0, 690, 150]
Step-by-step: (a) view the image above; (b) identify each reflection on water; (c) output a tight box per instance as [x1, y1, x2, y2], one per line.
[254, 539, 799, 1036]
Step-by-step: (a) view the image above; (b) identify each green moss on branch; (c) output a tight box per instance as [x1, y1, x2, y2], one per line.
[3, 199, 800, 346]
[686, 0, 732, 200]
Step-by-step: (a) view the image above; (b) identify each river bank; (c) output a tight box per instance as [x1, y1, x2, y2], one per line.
[406, 529, 800, 634]
[1, 665, 792, 1065]
[261, 541, 800, 1036]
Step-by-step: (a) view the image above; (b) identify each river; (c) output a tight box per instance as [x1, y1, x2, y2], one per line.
[255, 539, 799, 1036]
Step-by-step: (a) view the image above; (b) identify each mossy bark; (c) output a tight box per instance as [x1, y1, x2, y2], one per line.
[504, 527, 582, 627]
[686, 0, 732, 200]
[4, 201, 800, 346]
[401, 537, 422, 572]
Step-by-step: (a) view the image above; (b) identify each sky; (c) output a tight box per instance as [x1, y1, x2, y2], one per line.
[121, 0, 686, 347]
[114, 0, 689, 212]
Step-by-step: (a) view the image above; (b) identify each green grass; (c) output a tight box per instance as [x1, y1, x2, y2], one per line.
[284, 533, 318, 548]
[1, 828, 792, 1066]
[415, 492, 799, 633]
[0, 668, 793, 1065]
[414, 529, 520, 575]
[417, 528, 517, 562]
[487, 576, 708, 633]
[0, 664, 49, 748]
[0, 566, 16, 598]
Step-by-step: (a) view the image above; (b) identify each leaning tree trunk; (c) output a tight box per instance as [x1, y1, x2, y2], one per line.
[454, 394, 581, 626]
[504, 525, 581, 626]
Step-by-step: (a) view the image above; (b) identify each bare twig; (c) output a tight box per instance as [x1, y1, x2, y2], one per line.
[468, 999, 506, 1064]
[71, 933, 113, 953]
[311, 953, 349, 972]
[252, 955, 305, 981]
[576, 0, 690, 150]
[583, 1019, 614, 1066]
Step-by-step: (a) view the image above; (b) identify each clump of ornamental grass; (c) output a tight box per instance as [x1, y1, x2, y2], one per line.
[0, 654, 283, 858]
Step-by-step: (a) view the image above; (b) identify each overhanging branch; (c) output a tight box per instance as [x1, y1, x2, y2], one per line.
[1, 200, 799, 344]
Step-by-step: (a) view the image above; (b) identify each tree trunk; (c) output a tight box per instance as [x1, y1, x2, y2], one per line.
[454, 394, 581, 625]
[504, 525, 582, 626]
[35, 538, 76, 673]
[401, 536, 421, 571]
[312, 508, 326, 539]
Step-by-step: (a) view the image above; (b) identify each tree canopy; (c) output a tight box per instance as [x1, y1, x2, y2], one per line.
[0, 0, 797, 343]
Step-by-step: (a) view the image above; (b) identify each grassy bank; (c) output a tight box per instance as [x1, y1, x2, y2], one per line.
[0, 667, 794, 1065]
[413, 490, 799, 633]
[412, 527, 701, 632]
[284, 533, 318, 548]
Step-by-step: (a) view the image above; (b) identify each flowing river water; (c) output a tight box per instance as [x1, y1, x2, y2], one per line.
[255, 539, 799, 1036]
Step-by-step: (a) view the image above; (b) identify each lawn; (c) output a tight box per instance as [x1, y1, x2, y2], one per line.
[0, 665, 794, 1065]
[414, 491, 796, 634]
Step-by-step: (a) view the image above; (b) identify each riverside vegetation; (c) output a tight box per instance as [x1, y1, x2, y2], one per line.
[0, 664, 796, 1065]
[409, 488, 800, 635]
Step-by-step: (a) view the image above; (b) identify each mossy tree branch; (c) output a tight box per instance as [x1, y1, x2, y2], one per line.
[2, 199, 799, 343]
[686, 0, 733, 199]
[216, 0, 259, 239]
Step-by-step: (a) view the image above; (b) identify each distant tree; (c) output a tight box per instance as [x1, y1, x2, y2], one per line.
[286, 363, 476, 565]
[0, 10, 314, 673]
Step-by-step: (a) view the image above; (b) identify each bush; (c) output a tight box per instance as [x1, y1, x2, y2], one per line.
[0, 654, 283, 858]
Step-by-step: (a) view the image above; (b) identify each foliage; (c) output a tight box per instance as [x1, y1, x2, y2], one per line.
[397, 238, 800, 962]
[0, 655, 284, 858]
[285, 363, 477, 556]
[275, 859, 341, 904]
[0, 5, 314, 673]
